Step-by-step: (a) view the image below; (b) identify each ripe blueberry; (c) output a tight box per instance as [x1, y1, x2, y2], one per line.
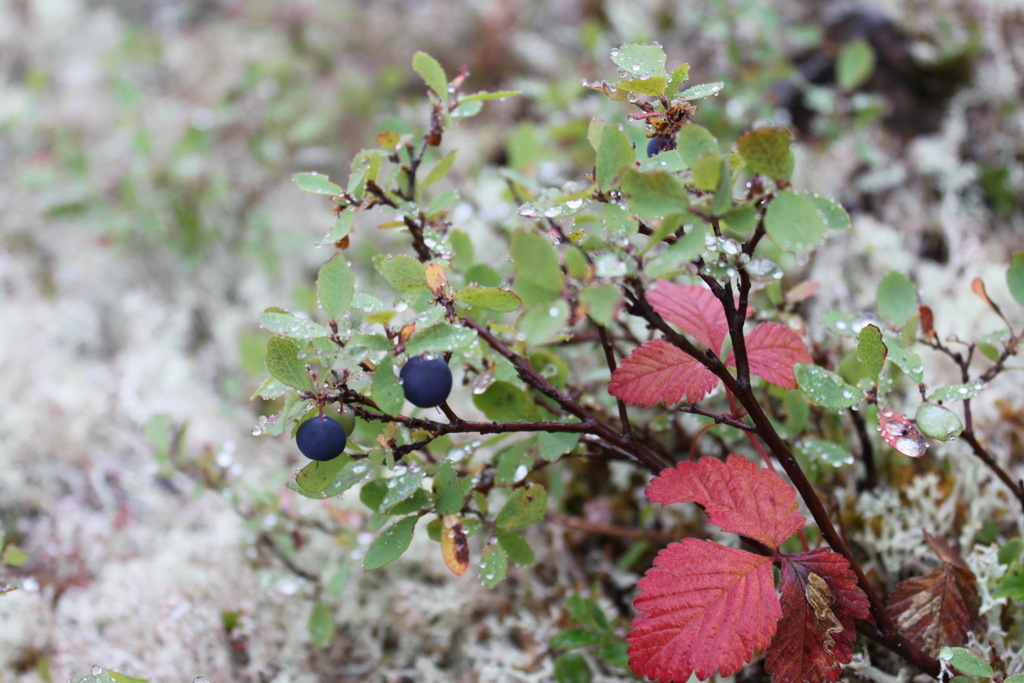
[400, 355, 453, 408]
[646, 136, 667, 158]
[295, 415, 347, 461]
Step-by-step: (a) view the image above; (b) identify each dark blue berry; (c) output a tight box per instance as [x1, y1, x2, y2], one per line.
[295, 415, 347, 461]
[400, 355, 453, 408]
[643, 135, 667, 158]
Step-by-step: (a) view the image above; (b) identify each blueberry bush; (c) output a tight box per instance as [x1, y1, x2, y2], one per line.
[252, 43, 1024, 682]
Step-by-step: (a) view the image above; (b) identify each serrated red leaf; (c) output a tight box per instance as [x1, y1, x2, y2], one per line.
[887, 558, 985, 656]
[767, 549, 869, 683]
[646, 454, 805, 551]
[726, 322, 812, 390]
[609, 339, 719, 407]
[628, 539, 780, 682]
[648, 282, 731, 352]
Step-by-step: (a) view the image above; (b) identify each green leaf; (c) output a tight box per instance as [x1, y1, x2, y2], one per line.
[1, 544, 28, 566]
[564, 246, 587, 280]
[836, 39, 876, 92]
[364, 515, 418, 570]
[496, 439, 535, 485]
[421, 150, 457, 188]
[586, 118, 608, 152]
[646, 225, 706, 279]
[938, 647, 994, 678]
[413, 51, 448, 101]
[979, 341, 1001, 362]
[567, 594, 609, 631]
[308, 600, 334, 647]
[710, 154, 734, 215]
[495, 486, 548, 529]
[620, 168, 690, 218]
[885, 342, 924, 382]
[265, 337, 312, 391]
[317, 256, 355, 320]
[380, 468, 426, 512]
[107, 673, 151, 683]
[665, 63, 691, 96]
[496, 530, 536, 565]
[455, 286, 522, 312]
[796, 438, 854, 467]
[617, 77, 668, 95]
[764, 190, 827, 253]
[473, 381, 539, 422]
[675, 124, 718, 168]
[578, 285, 619, 325]
[260, 308, 330, 339]
[459, 90, 521, 103]
[928, 383, 985, 402]
[806, 195, 850, 230]
[433, 460, 464, 515]
[610, 43, 667, 80]
[511, 230, 564, 305]
[876, 272, 918, 326]
[998, 538, 1022, 565]
[379, 255, 427, 291]
[641, 213, 685, 251]
[600, 640, 630, 669]
[321, 210, 355, 246]
[1008, 252, 1024, 307]
[1005, 676, 1024, 683]
[296, 452, 351, 493]
[794, 363, 859, 411]
[480, 542, 509, 588]
[551, 628, 601, 649]
[821, 311, 861, 336]
[451, 100, 484, 118]
[691, 153, 723, 192]
[553, 653, 593, 683]
[915, 403, 963, 441]
[371, 356, 404, 416]
[737, 127, 794, 181]
[679, 81, 724, 100]
[596, 125, 635, 192]
[993, 562, 1024, 600]
[293, 171, 343, 195]
[519, 300, 569, 346]
[857, 324, 886, 381]
[405, 324, 476, 355]
[426, 189, 459, 217]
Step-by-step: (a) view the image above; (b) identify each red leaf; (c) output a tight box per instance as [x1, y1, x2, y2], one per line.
[648, 282, 731, 352]
[726, 322, 812, 390]
[608, 339, 718, 407]
[877, 407, 927, 458]
[628, 539, 780, 682]
[646, 454, 805, 551]
[887, 549, 986, 656]
[766, 549, 871, 683]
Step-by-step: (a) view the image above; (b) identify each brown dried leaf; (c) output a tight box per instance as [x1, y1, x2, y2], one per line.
[887, 559, 985, 656]
[440, 515, 469, 576]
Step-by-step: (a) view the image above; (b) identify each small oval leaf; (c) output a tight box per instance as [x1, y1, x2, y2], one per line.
[364, 516, 418, 570]
[495, 486, 548, 529]
[794, 363, 859, 411]
[455, 286, 522, 312]
[293, 172, 343, 195]
[916, 403, 963, 442]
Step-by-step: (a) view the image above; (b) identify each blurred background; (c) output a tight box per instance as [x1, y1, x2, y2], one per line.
[0, 0, 1021, 680]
